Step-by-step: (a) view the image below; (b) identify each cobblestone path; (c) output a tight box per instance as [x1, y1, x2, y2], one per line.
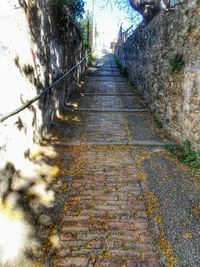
[49, 52, 199, 267]
[52, 53, 166, 266]
[54, 146, 162, 266]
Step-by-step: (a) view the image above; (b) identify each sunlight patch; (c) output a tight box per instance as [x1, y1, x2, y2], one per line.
[0, 201, 29, 266]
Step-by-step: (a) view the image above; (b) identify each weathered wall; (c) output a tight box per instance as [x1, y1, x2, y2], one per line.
[0, 0, 86, 177]
[0, 1, 86, 265]
[115, 0, 200, 149]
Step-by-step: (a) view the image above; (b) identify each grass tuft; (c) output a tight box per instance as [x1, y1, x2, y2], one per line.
[113, 55, 127, 76]
[165, 141, 200, 174]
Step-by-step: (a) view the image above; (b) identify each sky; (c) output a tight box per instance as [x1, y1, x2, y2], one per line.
[84, 0, 142, 47]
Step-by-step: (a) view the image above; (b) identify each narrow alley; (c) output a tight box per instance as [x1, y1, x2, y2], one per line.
[1, 1, 200, 267]
[46, 53, 200, 267]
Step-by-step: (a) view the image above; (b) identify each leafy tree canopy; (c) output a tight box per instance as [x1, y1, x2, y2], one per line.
[56, 0, 85, 21]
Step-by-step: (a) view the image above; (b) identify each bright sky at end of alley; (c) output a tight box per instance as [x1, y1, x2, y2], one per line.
[84, 0, 141, 47]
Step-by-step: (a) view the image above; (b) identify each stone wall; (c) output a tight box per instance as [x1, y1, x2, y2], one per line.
[0, 0, 86, 174]
[115, 0, 200, 149]
[0, 1, 86, 265]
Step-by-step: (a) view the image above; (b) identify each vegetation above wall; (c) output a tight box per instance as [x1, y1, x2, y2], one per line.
[51, 0, 94, 51]
[50, 0, 85, 40]
[54, 0, 85, 21]
[80, 12, 93, 51]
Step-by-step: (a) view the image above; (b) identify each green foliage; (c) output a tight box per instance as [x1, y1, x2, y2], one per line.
[83, 40, 91, 51]
[51, 0, 85, 39]
[165, 141, 200, 174]
[196, 0, 200, 4]
[80, 12, 93, 50]
[88, 55, 98, 67]
[55, 0, 85, 21]
[169, 53, 185, 73]
[113, 55, 127, 76]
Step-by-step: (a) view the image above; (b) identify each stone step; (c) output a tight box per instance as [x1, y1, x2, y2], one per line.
[86, 74, 122, 77]
[96, 69, 119, 72]
[44, 140, 175, 147]
[84, 79, 127, 83]
[83, 93, 138, 96]
[64, 108, 148, 112]
[95, 69, 119, 71]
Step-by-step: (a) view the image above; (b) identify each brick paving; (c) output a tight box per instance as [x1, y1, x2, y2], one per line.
[53, 54, 163, 266]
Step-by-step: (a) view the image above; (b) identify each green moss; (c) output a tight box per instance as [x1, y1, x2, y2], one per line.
[169, 53, 185, 73]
